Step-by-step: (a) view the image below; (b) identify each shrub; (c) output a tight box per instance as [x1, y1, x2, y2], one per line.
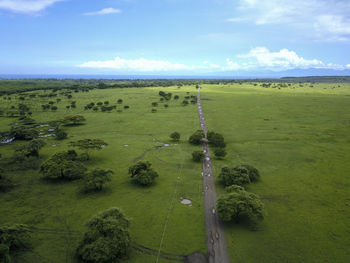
[76, 208, 130, 263]
[192, 151, 205, 162]
[189, 130, 204, 145]
[214, 148, 227, 159]
[217, 190, 264, 224]
[170, 132, 180, 142]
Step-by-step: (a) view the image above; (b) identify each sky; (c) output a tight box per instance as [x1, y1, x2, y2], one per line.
[0, 0, 350, 76]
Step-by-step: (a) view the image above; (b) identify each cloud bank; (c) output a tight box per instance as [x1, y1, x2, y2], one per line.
[0, 0, 63, 13]
[78, 48, 349, 73]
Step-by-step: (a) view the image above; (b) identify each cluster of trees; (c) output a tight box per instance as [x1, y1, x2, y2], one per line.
[219, 165, 260, 186]
[40, 143, 112, 192]
[217, 165, 264, 225]
[76, 208, 130, 263]
[158, 91, 172, 101]
[128, 161, 159, 186]
[0, 224, 31, 262]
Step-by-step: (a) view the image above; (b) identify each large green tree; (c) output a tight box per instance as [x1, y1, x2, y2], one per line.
[76, 208, 130, 263]
[40, 150, 87, 180]
[128, 161, 159, 186]
[82, 169, 113, 192]
[189, 130, 204, 145]
[217, 190, 264, 224]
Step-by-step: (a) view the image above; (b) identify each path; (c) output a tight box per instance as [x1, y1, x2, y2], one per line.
[197, 87, 230, 263]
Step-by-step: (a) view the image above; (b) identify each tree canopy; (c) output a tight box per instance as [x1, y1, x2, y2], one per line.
[219, 165, 260, 186]
[40, 150, 87, 180]
[207, 131, 226, 148]
[82, 169, 113, 192]
[76, 208, 130, 263]
[170, 132, 180, 142]
[128, 161, 159, 186]
[63, 115, 86, 126]
[217, 189, 264, 224]
[189, 130, 204, 145]
[70, 139, 108, 160]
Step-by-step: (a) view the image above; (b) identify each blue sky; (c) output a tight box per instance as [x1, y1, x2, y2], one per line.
[0, 0, 350, 75]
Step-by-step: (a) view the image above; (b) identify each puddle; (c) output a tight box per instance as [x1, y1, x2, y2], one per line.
[180, 198, 192, 206]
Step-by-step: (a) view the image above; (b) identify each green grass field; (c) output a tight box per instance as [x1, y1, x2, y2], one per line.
[200, 83, 350, 263]
[1, 81, 350, 262]
[0, 86, 206, 262]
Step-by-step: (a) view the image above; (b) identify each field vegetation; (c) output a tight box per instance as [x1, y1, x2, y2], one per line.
[1, 78, 350, 262]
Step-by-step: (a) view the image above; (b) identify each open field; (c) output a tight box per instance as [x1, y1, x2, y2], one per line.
[200, 82, 350, 263]
[0, 85, 206, 262]
[1, 80, 350, 262]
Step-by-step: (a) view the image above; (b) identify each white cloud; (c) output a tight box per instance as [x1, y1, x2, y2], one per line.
[0, 0, 63, 13]
[83, 8, 121, 16]
[77, 51, 348, 73]
[229, 0, 350, 41]
[237, 47, 325, 70]
[78, 56, 192, 72]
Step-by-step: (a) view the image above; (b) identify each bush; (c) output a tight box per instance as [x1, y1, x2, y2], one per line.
[170, 132, 180, 142]
[214, 148, 227, 159]
[82, 169, 113, 192]
[128, 161, 158, 186]
[192, 151, 205, 162]
[207, 131, 226, 148]
[217, 190, 264, 224]
[55, 129, 67, 140]
[189, 130, 204, 145]
[77, 208, 130, 263]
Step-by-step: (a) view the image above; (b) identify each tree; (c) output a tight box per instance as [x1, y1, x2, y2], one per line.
[174, 95, 179, 100]
[207, 131, 226, 148]
[15, 139, 46, 158]
[10, 126, 38, 140]
[117, 99, 123, 104]
[170, 132, 180, 142]
[182, 100, 189, 106]
[40, 150, 87, 180]
[76, 208, 130, 263]
[219, 165, 260, 186]
[189, 130, 204, 145]
[128, 161, 158, 186]
[63, 115, 86, 126]
[55, 129, 67, 140]
[233, 165, 260, 182]
[82, 169, 113, 192]
[219, 167, 250, 186]
[0, 224, 31, 261]
[70, 139, 108, 160]
[214, 148, 227, 159]
[217, 190, 264, 224]
[192, 151, 205, 162]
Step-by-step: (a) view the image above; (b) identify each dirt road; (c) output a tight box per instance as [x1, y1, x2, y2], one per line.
[197, 88, 230, 263]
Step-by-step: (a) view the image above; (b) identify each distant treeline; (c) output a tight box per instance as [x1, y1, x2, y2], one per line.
[0, 76, 349, 95]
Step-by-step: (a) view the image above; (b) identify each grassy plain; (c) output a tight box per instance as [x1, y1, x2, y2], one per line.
[1, 81, 350, 263]
[200, 83, 350, 263]
[0, 86, 206, 262]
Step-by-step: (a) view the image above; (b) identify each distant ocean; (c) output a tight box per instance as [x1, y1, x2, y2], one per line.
[0, 74, 246, 80]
